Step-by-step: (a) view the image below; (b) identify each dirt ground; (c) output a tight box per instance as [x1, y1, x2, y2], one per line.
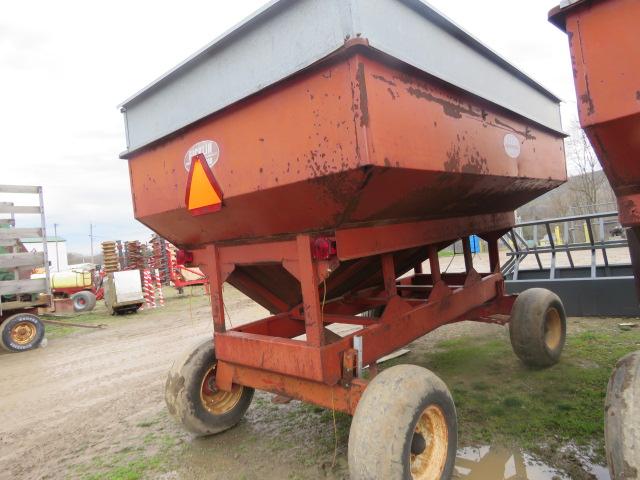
[0, 288, 502, 480]
[0, 286, 624, 479]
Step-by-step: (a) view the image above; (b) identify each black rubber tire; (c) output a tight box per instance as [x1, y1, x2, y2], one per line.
[509, 288, 566, 368]
[349, 364, 457, 480]
[605, 351, 640, 480]
[165, 339, 254, 436]
[0, 313, 45, 353]
[71, 291, 97, 312]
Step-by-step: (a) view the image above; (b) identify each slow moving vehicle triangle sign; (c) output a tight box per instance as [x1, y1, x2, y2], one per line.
[185, 153, 224, 216]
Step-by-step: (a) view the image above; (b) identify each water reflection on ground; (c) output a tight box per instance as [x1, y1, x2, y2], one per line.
[454, 445, 610, 480]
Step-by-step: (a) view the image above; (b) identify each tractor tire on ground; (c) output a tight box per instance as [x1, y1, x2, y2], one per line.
[71, 291, 97, 313]
[165, 339, 254, 436]
[509, 288, 566, 368]
[605, 351, 640, 480]
[349, 364, 457, 480]
[114, 304, 142, 316]
[0, 313, 45, 353]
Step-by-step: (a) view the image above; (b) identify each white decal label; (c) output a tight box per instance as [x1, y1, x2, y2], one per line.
[184, 140, 220, 171]
[503, 134, 521, 159]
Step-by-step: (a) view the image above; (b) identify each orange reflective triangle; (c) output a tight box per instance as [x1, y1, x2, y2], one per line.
[185, 154, 223, 216]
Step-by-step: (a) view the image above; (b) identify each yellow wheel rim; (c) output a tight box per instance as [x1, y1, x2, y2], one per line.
[544, 307, 562, 351]
[200, 365, 243, 415]
[410, 405, 449, 479]
[11, 322, 37, 345]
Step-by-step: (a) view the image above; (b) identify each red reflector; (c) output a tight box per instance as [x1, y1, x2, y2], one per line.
[176, 249, 194, 266]
[312, 238, 337, 260]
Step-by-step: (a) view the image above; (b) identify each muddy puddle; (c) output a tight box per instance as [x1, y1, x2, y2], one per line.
[455, 446, 610, 480]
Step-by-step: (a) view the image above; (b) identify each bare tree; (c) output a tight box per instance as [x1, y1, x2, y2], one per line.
[566, 122, 607, 213]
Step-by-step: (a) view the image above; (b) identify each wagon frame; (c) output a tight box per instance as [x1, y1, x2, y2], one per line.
[200, 217, 514, 414]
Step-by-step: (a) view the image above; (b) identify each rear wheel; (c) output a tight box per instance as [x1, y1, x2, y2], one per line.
[165, 339, 254, 436]
[349, 364, 457, 479]
[0, 313, 45, 353]
[605, 351, 640, 479]
[509, 288, 566, 368]
[71, 291, 97, 312]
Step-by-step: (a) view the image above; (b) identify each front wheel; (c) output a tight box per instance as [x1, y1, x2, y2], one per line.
[349, 364, 457, 480]
[0, 313, 45, 353]
[165, 339, 254, 436]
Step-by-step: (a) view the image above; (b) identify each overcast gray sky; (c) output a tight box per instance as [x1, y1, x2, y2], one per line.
[1, 0, 577, 254]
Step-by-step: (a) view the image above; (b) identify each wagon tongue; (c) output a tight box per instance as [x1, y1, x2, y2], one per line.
[185, 153, 223, 216]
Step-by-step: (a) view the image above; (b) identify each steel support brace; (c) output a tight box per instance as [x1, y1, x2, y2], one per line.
[196, 245, 226, 333]
[297, 235, 325, 347]
[215, 272, 507, 386]
[336, 212, 514, 260]
[217, 361, 367, 415]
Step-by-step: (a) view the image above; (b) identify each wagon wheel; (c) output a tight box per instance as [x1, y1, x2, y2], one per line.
[605, 351, 640, 479]
[349, 364, 457, 479]
[0, 313, 45, 353]
[71, 291, 97, 312]
[165, 339, 254, 436]
[509, 288, 566, 368]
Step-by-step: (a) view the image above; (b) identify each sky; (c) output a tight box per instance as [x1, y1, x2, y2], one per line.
[0, 0, 578, 254]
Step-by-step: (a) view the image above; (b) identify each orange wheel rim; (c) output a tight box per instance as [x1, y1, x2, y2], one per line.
[544, 307, 562, 351]
[11, 322, 37, 345]
[410, 405, 449, 480]
[200, 365, 243, 415]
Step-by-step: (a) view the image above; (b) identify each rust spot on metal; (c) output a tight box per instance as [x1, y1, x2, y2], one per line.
[444, 145, 461, 172]
[494, 118, 536, 140]
[636, 90, 640, 101]
[576, 20, 595, 115]
[580, 89, 595, 115]
[372, 74, 396, 87]
[461, 153, 489, 175]
[356, 62, 370, 127]
[445, 143, 488, 175]
[406, 86, 481, 120]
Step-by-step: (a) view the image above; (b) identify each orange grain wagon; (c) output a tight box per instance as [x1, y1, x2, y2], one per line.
[121, 1, 568, 477]
[550, 1, 640, 476]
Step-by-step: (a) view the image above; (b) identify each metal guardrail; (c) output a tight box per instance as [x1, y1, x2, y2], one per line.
[501, 211, 625, 280]
[501, 211, 640, 316]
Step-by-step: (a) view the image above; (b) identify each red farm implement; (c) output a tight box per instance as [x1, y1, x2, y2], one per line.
[120, 1, 569, 477]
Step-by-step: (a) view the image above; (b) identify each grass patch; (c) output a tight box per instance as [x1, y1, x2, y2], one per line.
[83, 456, 164, 480]
[401, 326, 640, 459]
[72, 409, 185, 480]
[76, 432, 181, 480]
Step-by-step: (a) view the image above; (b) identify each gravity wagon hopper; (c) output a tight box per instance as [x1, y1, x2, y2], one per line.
[119, 1, 568, 478]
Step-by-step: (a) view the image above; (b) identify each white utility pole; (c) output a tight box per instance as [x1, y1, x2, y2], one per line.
[53, 223, 60, 272]
[90, 224, 95, 265]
